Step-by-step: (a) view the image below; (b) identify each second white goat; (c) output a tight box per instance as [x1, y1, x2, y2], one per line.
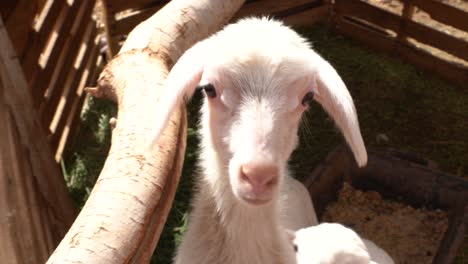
[150, 17, 368, 264]
[291, 223, 395, 264]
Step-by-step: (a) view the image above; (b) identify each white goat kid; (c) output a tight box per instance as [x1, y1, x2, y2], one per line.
[290, 223, 395, 264]
[149, 17, 367, 264]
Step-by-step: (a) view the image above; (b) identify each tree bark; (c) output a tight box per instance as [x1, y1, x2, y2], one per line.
[0, 17, 77, 264]
[47, 0, 245, 263]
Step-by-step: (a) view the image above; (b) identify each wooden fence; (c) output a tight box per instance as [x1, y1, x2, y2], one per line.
[102, 0, 332, 56]
[3, 0, 103, 162]
[333, 0, 468, 85]
[102, 0, 467, 85]
[1, 0, 467, 163]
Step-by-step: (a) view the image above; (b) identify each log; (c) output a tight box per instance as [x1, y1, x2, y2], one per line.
[47, 0, 246, 262]
[0, 17, 77, 263]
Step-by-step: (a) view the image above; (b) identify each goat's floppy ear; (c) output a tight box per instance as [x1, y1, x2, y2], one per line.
[148, 41, 207, 148]
[308, 51, 368, 167]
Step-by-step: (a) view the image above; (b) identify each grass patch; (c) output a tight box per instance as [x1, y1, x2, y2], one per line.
[64, 23, 467, 263]
[62, 96, 117, 208]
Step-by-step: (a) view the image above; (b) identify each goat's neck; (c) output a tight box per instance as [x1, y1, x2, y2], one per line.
[183, 146, 294, 263]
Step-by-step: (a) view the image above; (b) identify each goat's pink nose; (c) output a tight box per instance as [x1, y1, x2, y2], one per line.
[240, 162, 279, 193]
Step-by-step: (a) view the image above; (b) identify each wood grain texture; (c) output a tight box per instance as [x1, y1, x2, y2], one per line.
[407, 0, 468, 32]
[0, 16, 76, 263]
[335, 17, 468, 85]
[49, 26, 100, 155]
[21, 0, 67, 79]
[29, 0, 89, 106]
[336, 0, 468, 61]
[39, 16, 96, 132]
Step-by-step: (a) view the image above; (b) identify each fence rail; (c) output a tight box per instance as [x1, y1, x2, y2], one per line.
[334, 0, 468, 85]
[2, 0, 467, 162]
[3, 0, 103, 162]
[102, 0, 332, 56]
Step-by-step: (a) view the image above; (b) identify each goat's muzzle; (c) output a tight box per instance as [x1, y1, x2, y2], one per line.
[237, 161, 279, 205]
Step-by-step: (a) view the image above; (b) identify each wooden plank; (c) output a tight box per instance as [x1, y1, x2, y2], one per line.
[4, 0, 38, 56]
[403, 19, 468, 62]
[335, 0, 401, 32]
[0, 26, 55, 263]
[0, 104, 23, 264]
[20, 149, 53, 259]
[39, 3, 96, 128]
[0, 16, 76, 245]
[49, 27, 99, 152]
[433, 206, 468, 263]
[113, 4, 166, 36]
[100, 0, 116, 57]
[396, 1, 415, 42]
[28, 0, 89, 106]
[36, 0, 48, 14]
[335, 17, 396, 53]
[4, 109, 46, 263]
[394, 41, 468, 86]
[336, 0, 468, 62]
[21, 0, 67, 80]
[88, 50, 104, 86]
[0, 0, 19, 20]
[53, 88, 87, 161]
[305, 148, 349, 218]
[282, 4, 330, 27]
[407, 0, 468, 32]
[335, 17, 468, 86]
[105, 0, 165, 13]
[111, 1, 328, 61]
[60, 55, 103, 160]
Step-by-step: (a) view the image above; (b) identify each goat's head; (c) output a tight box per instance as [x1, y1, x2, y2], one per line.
[289, 224, 372, 264]
[149, 18, 367, 206]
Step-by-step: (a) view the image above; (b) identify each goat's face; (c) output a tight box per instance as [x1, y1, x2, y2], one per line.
[149, 18, 368, 207]
[200, 52, 316, 205]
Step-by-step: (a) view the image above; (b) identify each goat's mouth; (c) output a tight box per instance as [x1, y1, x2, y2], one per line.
[237, 191, 273, 206]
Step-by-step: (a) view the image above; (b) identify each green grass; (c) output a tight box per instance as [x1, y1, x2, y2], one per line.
[62, 96, 117, 208]
[64, 23, 467, 263]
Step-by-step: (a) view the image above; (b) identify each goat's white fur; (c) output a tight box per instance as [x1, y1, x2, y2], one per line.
[149, 17, 367, 264]
[291, 223, 394, 264]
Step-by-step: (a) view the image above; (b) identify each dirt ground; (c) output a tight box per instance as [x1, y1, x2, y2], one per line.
[323, 183, 449, 264]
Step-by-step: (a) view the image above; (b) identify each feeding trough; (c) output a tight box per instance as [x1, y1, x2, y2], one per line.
[304, 146, 468, 264]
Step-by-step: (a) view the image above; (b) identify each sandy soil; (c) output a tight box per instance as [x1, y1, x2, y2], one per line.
[323, 183, 449, 264]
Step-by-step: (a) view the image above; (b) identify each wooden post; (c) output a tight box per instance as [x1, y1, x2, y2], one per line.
[396, 0, 415, 44]
[0, 17, 77, 264]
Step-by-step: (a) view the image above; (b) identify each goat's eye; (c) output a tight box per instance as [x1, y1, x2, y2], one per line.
[293, 244, 298, 252]
[197, 83, 217, 98]
[301, 91, 314, 106]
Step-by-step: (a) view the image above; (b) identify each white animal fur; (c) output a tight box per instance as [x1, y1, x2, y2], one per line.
[291, 223, 394, 264]
[291, 223, 371, 264]
[149, 17, 367, 264]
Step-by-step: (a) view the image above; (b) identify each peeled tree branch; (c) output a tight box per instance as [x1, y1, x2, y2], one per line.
[47, 0, 245, 263]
